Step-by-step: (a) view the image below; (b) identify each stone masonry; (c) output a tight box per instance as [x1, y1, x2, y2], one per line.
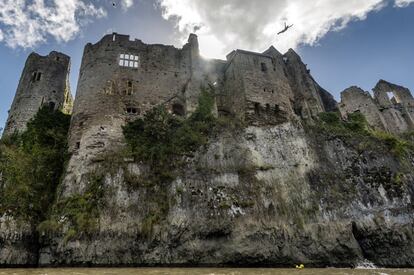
[3, 51, 73, 136]
[60, 32, 335, 194]
[339, 80, 414, 134]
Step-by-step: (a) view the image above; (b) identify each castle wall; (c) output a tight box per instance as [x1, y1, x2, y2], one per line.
[68, 33, 206, 154]
[222, 49, 295, 124]
[284, 49, 326, 119]
[3, 51, 72, 136]
[339, 81, 414, 135]
[339, 86, 388, 131]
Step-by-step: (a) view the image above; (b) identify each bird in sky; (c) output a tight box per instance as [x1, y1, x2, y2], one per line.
[277, 22, 294, 35]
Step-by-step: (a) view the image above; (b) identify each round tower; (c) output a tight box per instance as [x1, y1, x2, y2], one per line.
[3, 51, 73, 136]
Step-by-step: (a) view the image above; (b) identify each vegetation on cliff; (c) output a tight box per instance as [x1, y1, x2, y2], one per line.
[0, 107, 71, 222]
[123, 89, 217, 184]
[316, 111, 414, 157]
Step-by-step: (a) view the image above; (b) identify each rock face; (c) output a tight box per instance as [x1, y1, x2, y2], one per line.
[33, 122, 414, 267]
[1, 33, 414, 268]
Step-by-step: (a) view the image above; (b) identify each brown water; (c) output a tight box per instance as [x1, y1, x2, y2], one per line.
[0, 268, 413, 275]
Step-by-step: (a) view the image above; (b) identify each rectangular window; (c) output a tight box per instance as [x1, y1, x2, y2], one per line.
[119, 54, 139, 68]
[261, 63, 267, 72]
[32, 71, 42, 82]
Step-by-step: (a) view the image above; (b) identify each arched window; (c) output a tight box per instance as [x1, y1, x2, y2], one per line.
[172, 103, 185, 116]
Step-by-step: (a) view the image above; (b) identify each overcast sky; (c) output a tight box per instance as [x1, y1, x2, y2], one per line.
[1, 0, 414, 132]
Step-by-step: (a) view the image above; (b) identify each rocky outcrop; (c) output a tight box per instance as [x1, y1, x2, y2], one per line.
[24, 122, 414, 267]
[0, 217, 38, 267]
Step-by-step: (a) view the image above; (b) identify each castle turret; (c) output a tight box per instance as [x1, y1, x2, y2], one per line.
[3, 51, 73, 136]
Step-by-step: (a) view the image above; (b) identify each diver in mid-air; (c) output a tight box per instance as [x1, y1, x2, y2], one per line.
[277, 22, 294, 35]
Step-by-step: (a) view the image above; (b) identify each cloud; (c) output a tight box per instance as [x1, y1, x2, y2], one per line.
[0, 0, 106, 49]
[0, 29, 3, 42]
[158, 0, 410, 59]
[395, 0, 414, 7]
[121, 0, 134, 10]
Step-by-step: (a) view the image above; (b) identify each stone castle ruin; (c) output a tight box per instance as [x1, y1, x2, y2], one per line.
[3, 33, 414, 268]
[3, 32, 413, 147]
[340, 80, 414, 134]
[3, 51, 73, 136]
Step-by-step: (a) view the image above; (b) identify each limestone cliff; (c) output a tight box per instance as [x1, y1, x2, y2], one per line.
[2, 119, 413, 267]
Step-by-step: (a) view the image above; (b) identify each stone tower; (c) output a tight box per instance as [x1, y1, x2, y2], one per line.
[67, 33, 217, 155]
[3, 51, 73, 136]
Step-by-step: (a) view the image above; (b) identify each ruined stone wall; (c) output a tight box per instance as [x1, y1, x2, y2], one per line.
[64, 33, 215, 192]
[68, 33, 205, 153]
[340, 81, 414, 134]
[284, 49, 326, 119]
[373, 80, 414, 132]
[339, 86, 388, 131]
[222, 49, 296, 124]
[3, 51, 73, 136]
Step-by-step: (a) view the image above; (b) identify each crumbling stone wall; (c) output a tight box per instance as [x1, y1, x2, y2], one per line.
[68, 33, 205, 154]
[283, 49, 327, 119]
[339, 80, 414, 134]
[219, 46, 329, 125]
[3, 51, 73, 136]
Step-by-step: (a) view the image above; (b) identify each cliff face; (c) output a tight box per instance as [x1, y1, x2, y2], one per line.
[1, 121, 409, 267]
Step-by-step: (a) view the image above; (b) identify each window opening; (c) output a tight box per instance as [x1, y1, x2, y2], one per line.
[48, 102, 56, 110]
[32, 71, 42, 82]
[119, 54, 139, 68]
[254, 103, 261, 115]
[126, 107, 139, 114]
[127, 81, 133, 95]
[172, 103, 185, 116]
[387, 92, 394, 100]
[261, 63, 267, 72]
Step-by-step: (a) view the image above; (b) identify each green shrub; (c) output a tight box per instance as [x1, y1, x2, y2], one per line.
[38, 171, 106, 240]
[0, 107, 71, 222]
[122, 89, 217, 184]
[315, 111, 414, 158]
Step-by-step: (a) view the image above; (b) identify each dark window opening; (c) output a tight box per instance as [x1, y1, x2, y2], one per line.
[274, 105, 280, 114]
[56, 57, 60, 61]
[263, 88, 266, 92]
[32, 71, 42, 82]
[75, 142, 80, 150]
[172, 103, 185, 116]
[48, 101, 56, 110]
[126, 107, 139, 114]
[261, 63, 267, 72]
[254, 103, 261, 115]
[266, 104, 270, 112]
[52, 90, 56, 93]
[127, 81, 133, 95]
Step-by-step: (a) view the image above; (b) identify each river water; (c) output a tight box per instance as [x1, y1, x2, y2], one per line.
[0, 268, 413, 275]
